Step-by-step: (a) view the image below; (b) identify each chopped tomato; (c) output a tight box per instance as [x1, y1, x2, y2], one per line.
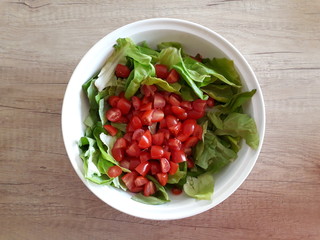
[115, 64, 131, 78]
[193, 124, 203, 140]
[141, 85, 157, 97]
[138, 130, 152, 149]
[187, 158, 195, 169]
[168, 138, 182, 151]
[104, 124, 118, 136]
[207, 97, 215, 107]
[184, 136, 199, 148]
[163, 151, 171, 161]
[132, 129, 145, 141]
[155, 64, 169, 79]
[171, 187, 183, 195]
[135, 161, 151, 176]
[113, 137, 127, 149]
[150, 161, 161, 175]
[168, 94, 180, 106]
[107, 165, 122, 178]
[180, 101, 192, 110]
[152, 132, 165, 146]
[172, 150, 187, 163]
[150, 145, 164, 159]
[187, 110, 205, 120]
[105, 108, 122, 122]
[134, 176, 149, 187]
[126, 142, 141, 157]
[192, 99, 207, 112]
[182, 119, 196, 136]
[143, 181, 156, 196]
[108, 96, 120, 107]
[152, 109, 164, 122]
[160, 158, 170, 173]
[111, 147, 124, 162]
[131, 96, 141, 110]
[140, 151, 151, 162]
[121, 172, 143, 193]
[129, 158, 141, 171]
[166, 69, 180, 83]
[154, 93, 166, 109]
[156, 173, 168, 186]
[141, 109, 154, 125]
[117, 97, 131, 115]
[169, 161, 179, 175]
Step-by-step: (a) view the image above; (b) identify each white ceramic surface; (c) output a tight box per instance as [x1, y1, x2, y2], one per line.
[61, 18, 265, 220]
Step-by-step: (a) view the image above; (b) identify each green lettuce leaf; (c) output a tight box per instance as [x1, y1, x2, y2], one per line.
[183, 57, 241, 87]
[183, 173, 214, 200]
[157, 42, 182, 50]
[195, 131, 237, 170]
[168, 162, 187, 184]
[131, 193, 169, 205]
[221, 89, 257, 113]
[125, 60, 155, 99]
[202, 84, 233, 103]
[141, 76, 181, 94]
[203, 58, 242, 87]
[158, 47, 181, 68]
[214, 112, 259, 149]
[79, 137, 112, 184]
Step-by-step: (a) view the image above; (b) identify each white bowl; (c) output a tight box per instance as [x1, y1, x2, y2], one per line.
[61, 18, 265, 220]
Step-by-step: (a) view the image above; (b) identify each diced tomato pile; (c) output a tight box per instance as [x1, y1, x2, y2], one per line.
[104, 64, 214, 197]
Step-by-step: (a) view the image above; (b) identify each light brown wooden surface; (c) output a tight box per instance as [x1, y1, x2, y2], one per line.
[1, 0, 319, 239]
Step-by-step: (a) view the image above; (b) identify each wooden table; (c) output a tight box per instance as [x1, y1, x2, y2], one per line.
[1, 1, 319, 239]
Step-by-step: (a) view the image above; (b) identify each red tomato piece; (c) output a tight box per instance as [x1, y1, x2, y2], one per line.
[184, 136, 199, 148]
[126, 142, 141, 157]
[182, 147, 192, 156]
[193, 124, 203, 140]
[171, 187, 183, 195]
[140, 151, 151, 162]
[105, 108, 122, 122]
[172, 150, 187, 163]
[163, 104, 173, 115]
[140, 102, 153, 111]
[187, 158, 195, 169]
[112, 147, 124, 162]
[117, 98, 131, 115]
[132, 96, 141, 110]
[132, 129, 145, 141]
[168, 94, 180, 106]
[159, 118, 167, 129]
[169, 161, 179, 175]
[135, 161, 151, 177]
[176, 133, 189, 142]
[158, 128, 170, 140]
[150, 145, 164, 159]
[166, 69, 180, 83]
[192, 99, 207, 112]
[121, 172, 143, 193]
[166, 115, 178, 128]
[107, 166, 122, 178]
[129, 158, 141, 171]
[123, 132, 133, 142]
[152, 132, 165, 146]
[143, 181, 156, 196]
[119, 159, 130, 169]
[141, 109, 154, 125]
[113, 137, 127, 149]
[134, 176, 149, 187]
[156, 173, 168, 186]
[108, 96, 120, 107]
[182, 119, 196, 136]
[175, 111, 188, 120]
[141, 85, 157, 97]
[207, 97, 215, 107]
[115, 116, 129, 124]
[187, 110, 205, 120]
[160, 158, 170, 173]
[138, 130, 152, 149]
[152, 109, 164, 122]
[150, 161, 161, 175]
[163, 151, 171, 161]
[155, 64, 169, 79]
[168, 138, 182, 151]
[130, 116, 142, 131]
[103, 124, 118, 136]
[180, 101, 192, 110]
[115, 64, 131, 78]
[154, 93, 166, 109]
[169, 121, 182, 136]
[171, 106, 185, 116]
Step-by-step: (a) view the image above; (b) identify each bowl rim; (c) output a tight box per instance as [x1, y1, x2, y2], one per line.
[61, 17, 266, 220]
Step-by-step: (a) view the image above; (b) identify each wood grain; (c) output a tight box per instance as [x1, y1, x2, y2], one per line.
[1, 0, 319, 239]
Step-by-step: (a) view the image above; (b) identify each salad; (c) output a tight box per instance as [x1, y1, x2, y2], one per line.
[79, 38, 259, 204]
